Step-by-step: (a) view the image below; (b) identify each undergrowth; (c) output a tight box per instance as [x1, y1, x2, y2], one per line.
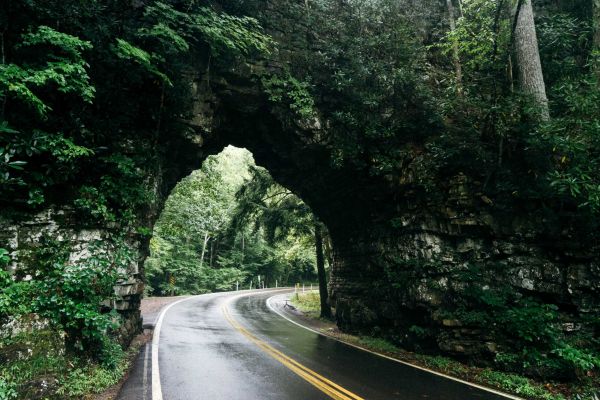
[0, 326, 137, 400]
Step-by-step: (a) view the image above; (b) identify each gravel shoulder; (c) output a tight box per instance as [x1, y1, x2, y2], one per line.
[140, 295, 190, 328]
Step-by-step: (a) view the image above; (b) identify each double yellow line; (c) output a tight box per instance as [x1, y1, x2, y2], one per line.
[222, 304, 364, 400]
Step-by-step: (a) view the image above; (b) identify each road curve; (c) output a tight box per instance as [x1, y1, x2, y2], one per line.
[117, 289, 517, 400]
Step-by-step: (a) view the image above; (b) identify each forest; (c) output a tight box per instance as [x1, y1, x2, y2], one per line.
[144, 146, 327, 296]
[0, 0, 599, 399]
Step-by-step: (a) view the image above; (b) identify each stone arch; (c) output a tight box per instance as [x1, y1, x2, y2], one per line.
[144, 58, 598, 364]
[0, 0, 597, 369]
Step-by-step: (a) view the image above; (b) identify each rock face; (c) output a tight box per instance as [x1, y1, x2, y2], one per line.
[1, 0, 598, 372]
[0, 208, 144, 343]
[164, 23, 599, 371]
[327, 175, 599, 363]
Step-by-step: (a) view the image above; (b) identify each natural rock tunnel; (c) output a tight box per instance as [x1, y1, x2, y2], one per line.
[158, 59, 600, 367]
[1, 0, 598, 378]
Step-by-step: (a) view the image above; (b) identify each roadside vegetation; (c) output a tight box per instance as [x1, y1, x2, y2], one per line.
[0, 0, 599, 398]
[0, 239, 140, 399]
[290, 291, 324, 320]
[145, 146, 331, 296]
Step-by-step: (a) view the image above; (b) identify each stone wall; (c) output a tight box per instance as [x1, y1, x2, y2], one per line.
[0, 208, 144, 344]
[329, 171, 599, 369]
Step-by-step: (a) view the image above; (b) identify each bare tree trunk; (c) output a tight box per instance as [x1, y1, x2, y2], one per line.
[314, 221, 332, 319]
[199, 231, 209, 269]
[513, 0, 549, 120]
[323, 232, 334, 268]
[594, 0, 600, 77]
[241, 233, 245, 264]
[594, 0, 600, 51]
[445, 0, 463, 96]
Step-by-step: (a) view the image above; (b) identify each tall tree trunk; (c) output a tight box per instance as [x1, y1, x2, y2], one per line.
[594, 0, 600, 77]
[513, 0, 550, 120]
[594, 0, 600, 51]
[323, 233, 334, 268]
[445, 0, 463, 96]
[240, 232, 245, 264]
[199, 231, 209, 269]
[314, 221, 332, 319]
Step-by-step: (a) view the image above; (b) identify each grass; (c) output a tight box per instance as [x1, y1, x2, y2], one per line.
[357, 336, 400, 354]
[0, 321, 142, 400]
[290, 290, 323, 319]
[289, 292, 599, 400]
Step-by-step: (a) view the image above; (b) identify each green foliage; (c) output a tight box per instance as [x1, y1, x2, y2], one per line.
[194, 6, 273, 56]
[140, 1, 271, 58]
[0, 377, 17, 400]
[146, 147, 255, 294]
[262, 73, 316, 119]
[0, 248, 9, 267]
[146, 146, 319, 295]
[0, 22, 96, 205]
[113, 38, 171, 85]
[0, 26, 94, 116]
[357, 336, 400, 354]
[0, 324, 133, 400]
[553, 345, 600, 373]
[479, 370, 565, 399]
[441, 274, 600, 379]
[291, 291, 321, 316]
[0, 236, 132, 360]
[542, 71, 600, 213]
[431, 0, 600, 218]
[0, 0, 272, 223]
[56, 350, 127, 397]
[289, 0, 439, 174]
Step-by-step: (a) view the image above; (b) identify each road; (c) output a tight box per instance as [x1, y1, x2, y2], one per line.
[117, 289, 518, 400]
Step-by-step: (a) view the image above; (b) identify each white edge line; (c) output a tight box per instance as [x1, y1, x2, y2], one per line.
[266, 294, 524, 400]
[151, 289, 291, 400]
[142, 342, 150, 400]
[151, 295, 199, 400]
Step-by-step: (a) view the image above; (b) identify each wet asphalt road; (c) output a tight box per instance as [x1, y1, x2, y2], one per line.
[117, 289, 515, 400]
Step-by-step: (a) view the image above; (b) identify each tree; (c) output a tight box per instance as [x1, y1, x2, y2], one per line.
[594, 0, 600, 51]
[513, 0, 550, 120]
[314, 219, 332, 318]
[231, 166, 331, 316]
[445, 0, 463, 95]
[145, 147, 253, 295]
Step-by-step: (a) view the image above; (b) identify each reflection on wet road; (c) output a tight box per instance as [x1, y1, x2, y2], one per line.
[118, 289, 518, 400]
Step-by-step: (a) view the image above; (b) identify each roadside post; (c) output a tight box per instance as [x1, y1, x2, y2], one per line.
[169, 274, 176, 296]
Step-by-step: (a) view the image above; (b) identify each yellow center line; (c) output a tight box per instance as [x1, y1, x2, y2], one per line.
[222, 304, 365, 400]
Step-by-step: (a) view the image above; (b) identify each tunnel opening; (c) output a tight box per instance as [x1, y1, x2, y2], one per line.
[144, 145, 333, 309]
